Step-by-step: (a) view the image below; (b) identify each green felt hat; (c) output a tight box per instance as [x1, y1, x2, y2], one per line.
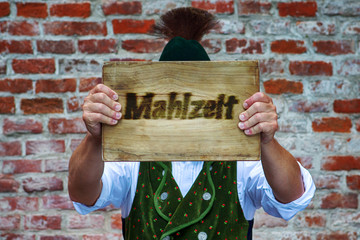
[159, 36, 210, 61]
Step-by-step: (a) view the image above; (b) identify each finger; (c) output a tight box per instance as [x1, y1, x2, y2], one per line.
[90, 84, 118, 101]
[89, 92, 121, 112]
[83, 112, 119, 126]
[238, 112, 277, 130]
[243, 92, 272, 109]
[243, 121, 278, 136]
[84, 102, 122, 120]
[239, 101, 276, 122]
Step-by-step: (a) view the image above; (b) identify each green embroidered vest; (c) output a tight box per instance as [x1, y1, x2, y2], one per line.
[125, 161, 248, 240]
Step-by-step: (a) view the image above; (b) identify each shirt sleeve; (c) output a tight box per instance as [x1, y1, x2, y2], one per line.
[72, 162, 136, 215]
[241, 161, 315, 221]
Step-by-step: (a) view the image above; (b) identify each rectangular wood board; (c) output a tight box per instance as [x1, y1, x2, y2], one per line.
[102, 61, 260, 161]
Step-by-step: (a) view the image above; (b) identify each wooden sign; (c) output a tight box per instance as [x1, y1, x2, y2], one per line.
[102, 61, 260, 161]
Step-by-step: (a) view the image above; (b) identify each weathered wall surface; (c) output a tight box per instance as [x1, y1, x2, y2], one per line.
[0, 0, 359, 239]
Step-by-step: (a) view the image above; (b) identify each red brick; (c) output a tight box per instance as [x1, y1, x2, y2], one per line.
[337, 59, 360, 76]
[43, 21, 107, 36]
[50, 3, 91, 18]
[0, 40, 33, 54]
[259, 59, 285, 74]
[0, 79, 33, 94]
[289, 61, 333, 76]
[296, 213, 326, 227]
[45, 159, 69, 173]
[263, 79, 303, 95]
[296, 157, 312, 169]
[334, 99, 360, 113]
[0, 96, 15, 114]
[122, 39, 166, 53]
[4, 117, 42, 135]
[271, 40, 306, 54]
[1, 233, 36, 240]
[0, 141, 21, 157]
[0, 175, 20, 192]
[278, 2, 317, 17]
[0, 197, 38, 212]
[346, 175, 360, 190]
[12, 59, 55, 74]
[40, 236, 75, 240]
[296, 21, 336, 35]
[289, 100, 330, 113]
[313, 40, 354, 55]
[67, 215, 105, 229]
[48, 118, 87, 134]
[42, 195, 74, 210]
[80, 77, 102, 92]
[312, 117, 352, 133]
[37, 40, 75, 54]
[357, 119, 360, 132]
[322, 156, 360, 171]
[16, 2, 48, 18]
[321, 192, 358, 209]
[26, 139, 65, 155]
[314, 175, 340, 189]
[59, 59, 101, 74]
[316, 232, 357, 240]
[0, 215, 21, 230]
[36, 79, 76, 93]
[238, 0, 271, 15]
[0, 2, 10, 17]
[2, 160, 42, 174]
[200, 39, 221, 54]
[23, 176, 63, 193]
[102, 1, 142, 15]
[192, 0, 234, 14]
[0, 21, 40, 36]
[344, 22, 360, 35]
[111, 213, 122, 229]
[70, 139, 83, 152]
[67, 96, 81, 112]
[254, 211, 288, 228]
[82, 234, 123, 240]
[21, 98, 63, 114]
[225, 38, 264, 54]
[78, 39, 117, 54]
[24, 215, 62, 230]
[112, 19, 155, 34]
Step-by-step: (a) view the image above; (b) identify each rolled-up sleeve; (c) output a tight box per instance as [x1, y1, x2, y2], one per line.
[240, 161, 315, 221]
[72, 162, 136, 215]
[260, 163, 315, 220]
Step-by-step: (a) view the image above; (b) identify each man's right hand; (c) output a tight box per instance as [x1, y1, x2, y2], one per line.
[82, 84, 122, 138]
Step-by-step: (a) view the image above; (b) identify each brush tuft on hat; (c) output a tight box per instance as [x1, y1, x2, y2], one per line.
[152, 7, 218, 42]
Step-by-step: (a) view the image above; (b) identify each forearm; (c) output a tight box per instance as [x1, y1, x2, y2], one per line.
[68, 133, 104, 206]
[261, 138, 304, 203]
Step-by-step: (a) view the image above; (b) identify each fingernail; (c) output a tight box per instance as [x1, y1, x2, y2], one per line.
[115, 104, 121, 111]
[113, 94, 118, 100]
[240, 114, 246, 121]
[239, 122, 245, 129]
[111, 119, 118, 124]
[245, 129, 251, 135]
[116, 112, 121, 119]
[243, 102, 248, 109]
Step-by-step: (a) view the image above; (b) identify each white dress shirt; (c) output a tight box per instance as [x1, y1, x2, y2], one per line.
[73, 160, 315, 221]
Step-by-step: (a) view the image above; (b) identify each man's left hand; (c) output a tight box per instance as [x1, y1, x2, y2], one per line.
[238, 92, 278, 144]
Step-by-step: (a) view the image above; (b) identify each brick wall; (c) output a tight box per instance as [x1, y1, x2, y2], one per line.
[0, 0, 359, 239]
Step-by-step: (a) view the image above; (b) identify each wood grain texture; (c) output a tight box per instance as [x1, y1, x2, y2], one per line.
[102, 61, 260, 161]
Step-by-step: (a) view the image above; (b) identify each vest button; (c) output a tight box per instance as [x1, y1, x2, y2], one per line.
[198, 232, 207, 240]
[160, 192, 168, 200]
[202, 192, 211, 201]
[162, 236, 170, 240]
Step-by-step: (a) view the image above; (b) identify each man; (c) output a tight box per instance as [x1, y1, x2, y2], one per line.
[68, 7, 315, 240]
